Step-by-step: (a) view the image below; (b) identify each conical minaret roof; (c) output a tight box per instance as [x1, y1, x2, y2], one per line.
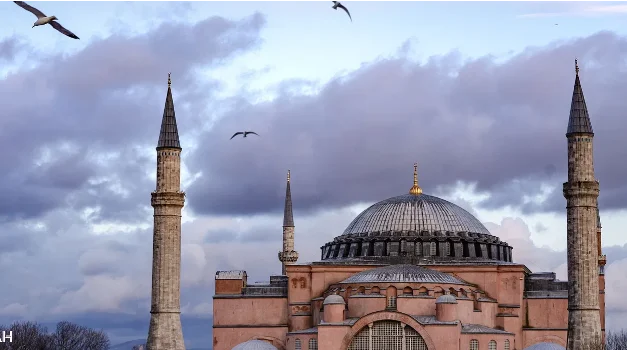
[283, 170, 294, 227]
[157, 73, 181, 150]
[566, 59, 594, 136]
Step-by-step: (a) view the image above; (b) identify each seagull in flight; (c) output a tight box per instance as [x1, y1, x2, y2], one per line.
[14, 1, 80, 39]
[230, 131, 259, 140]
[332, 1, 352, 22]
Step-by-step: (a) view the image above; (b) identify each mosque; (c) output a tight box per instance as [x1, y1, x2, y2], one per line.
[210, 65, 607, 350]
[143, 67, 606, 350]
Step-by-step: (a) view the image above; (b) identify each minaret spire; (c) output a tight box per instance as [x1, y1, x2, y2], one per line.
[147, 73, 186, 350]
[157, 73, 181, 150]
[567, 59, 593, 137]
[278, 170, 298, 275]
[409, 163, 423, 195]
[563, 61, 602, 350]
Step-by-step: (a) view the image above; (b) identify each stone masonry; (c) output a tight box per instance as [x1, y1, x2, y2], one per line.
[563, 61, 602, 350]
[278, 170, 298, 275]
[147, 74, 186, 350]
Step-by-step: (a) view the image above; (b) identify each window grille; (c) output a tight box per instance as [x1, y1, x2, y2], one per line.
[347, 320, 427, 350]
[308, 338, 318, 350]
[387, 295, 397, 310]
[470, 339, 479, 350]
[489, 340, 497, 350]
[504, 340, 510, 350]
[430, 242, 437, 256]
[445, 241, 451, 256]
[295, 339, 301, 350]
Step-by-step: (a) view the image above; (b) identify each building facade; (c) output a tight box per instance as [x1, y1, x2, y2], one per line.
[211, 64, 606, 350]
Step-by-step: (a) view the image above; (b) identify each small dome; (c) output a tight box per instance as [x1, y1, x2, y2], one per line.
[323, 294, 346, 305]
[339, 264, 467, 285]
[231, 339, 278, 350]
[436, 294, 458, 304]
[523, 343, 566, 350]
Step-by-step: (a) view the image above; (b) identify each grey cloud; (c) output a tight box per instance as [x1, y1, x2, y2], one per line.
[0, 13, 265, 222]
[0, 36, 25, 62]
[187, 31, 627, 217]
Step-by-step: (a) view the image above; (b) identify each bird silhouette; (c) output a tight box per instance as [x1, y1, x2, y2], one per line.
[14, 1, 79, 39]
[332, 1, 352, 22]
[230, 131, 259, 140]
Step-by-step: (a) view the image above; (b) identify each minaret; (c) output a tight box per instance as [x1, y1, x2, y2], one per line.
[278, 170, 298, 275]
[597, 208, 606, 274]
[563, 60, 602, 350]
[147, 73, 186, 350]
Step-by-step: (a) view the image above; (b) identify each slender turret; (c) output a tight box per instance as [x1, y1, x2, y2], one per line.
[278, 170, 298, 275]
[563, 60, 602, 350]
[147, 73, 186, 350]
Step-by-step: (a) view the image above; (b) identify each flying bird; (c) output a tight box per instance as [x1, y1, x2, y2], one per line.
[14, 1, 80, 39]
[332, 1, 352, 22]
[230, 131, 259, 140]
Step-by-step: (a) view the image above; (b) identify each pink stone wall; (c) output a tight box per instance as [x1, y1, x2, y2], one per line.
[522, 330, 567, 348]
[460, 334, 515, 350]
[525, 299, 568, 328]
[286, 333, 318, 350]
[347, 295, 386, 318]
[213, 298, 288, 326]
[215, 279, 244, 294]
[397, 296, 436, 316]
[212, 327, 287, 350]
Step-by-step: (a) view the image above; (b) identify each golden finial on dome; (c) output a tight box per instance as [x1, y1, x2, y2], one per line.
[287, 169, 290, 183]
[575, 59, 579, 76]
[168, 72, 171, 87]
[409, 163, 422, 195]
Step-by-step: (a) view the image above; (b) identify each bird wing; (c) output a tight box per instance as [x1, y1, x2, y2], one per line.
[337, 3, 352, 21]
[49, 21, 80, 39]
[230, 132, 244, 139]
[245, 131, 259, 137]
[13, 1, 46, 18]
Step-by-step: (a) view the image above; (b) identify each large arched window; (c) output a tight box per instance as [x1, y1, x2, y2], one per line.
[504, 340, 510, 350]
[469, 339, 479, 350]
[295, 338, 301, 350]
[347, 320, 428, 350]
[308, 338, 318, 350]
[488, 340, 497, 350]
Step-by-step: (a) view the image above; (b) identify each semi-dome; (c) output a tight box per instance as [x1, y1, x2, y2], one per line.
[339, 264, 468, 285]
[320, 164, 514, 264]
[232, 339, 279, 350]
[523, 343, 566, 350]
[323, 294, 346, 305]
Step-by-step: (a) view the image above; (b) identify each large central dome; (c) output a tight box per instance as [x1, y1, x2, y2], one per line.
[319, 164, 513, 264]
[342, 193, 490, 236]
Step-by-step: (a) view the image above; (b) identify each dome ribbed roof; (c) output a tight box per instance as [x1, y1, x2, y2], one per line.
[342, 194, 490, 236]
[232, 340, 278, 350]
[339, 264, 468, 285]
[523, 343, 566, 350]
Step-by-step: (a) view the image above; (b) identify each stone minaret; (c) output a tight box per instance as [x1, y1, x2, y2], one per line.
[147, 73, 186, 350]
[278, 170, 298, 275]
[563, 60, 602, 350]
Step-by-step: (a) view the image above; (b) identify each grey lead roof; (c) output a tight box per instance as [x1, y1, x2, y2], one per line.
[339, 264, 468, 285]
[342, 193, 490, 236]
[461, 324, 514, 335]
[156, 83, 181, 149]
[566, 70, 593, 136]
[283, 173, 294, 227]
[523, 342, 566, 350]
[231, 340, 278, 350]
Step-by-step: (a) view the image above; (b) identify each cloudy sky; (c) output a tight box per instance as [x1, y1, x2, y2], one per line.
[2, 0, 627, 347]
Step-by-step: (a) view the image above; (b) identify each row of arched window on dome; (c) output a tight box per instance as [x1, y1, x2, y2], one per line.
[470, 339, 510, 350]
[294, 338, 317, 350]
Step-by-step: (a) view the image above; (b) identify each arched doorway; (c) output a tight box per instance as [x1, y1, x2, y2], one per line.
[347, 320, 428, 350]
